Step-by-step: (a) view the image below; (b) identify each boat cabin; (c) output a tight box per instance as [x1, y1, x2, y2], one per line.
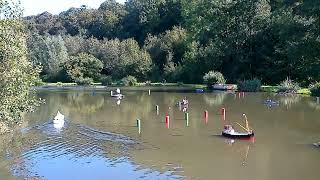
[223, 125, 235, 133]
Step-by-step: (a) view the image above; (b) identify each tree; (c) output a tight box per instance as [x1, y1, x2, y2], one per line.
[0, 0, 41, 131]
[64, 53, 103, 82]
[144, 26, 187, 81]
[101, 38, 152, 80]
[181, 0, 271, 82]
[27, 34, 69, 81]
[123, 0, 183, 44]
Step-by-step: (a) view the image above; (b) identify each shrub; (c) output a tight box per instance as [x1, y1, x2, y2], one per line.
[122, 75, 138, 86]
[177, 82, 184, 86]
[34, 78, 45, 86]
[56, 82, 63, 87]
[75, 77, 93, 86]
[310, 83, 320, 97]
[237, 78, 261, 92]
[145, 81, 151, 86]
[278, 77, 300, 93]
[100, 76, 113, 86]
[203, 71, 226, 85]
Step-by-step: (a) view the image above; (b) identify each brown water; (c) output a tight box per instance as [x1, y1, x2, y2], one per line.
[0, 90, 320, 180]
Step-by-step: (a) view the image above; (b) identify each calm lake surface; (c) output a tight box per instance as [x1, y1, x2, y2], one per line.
[0, 90, 320, 180]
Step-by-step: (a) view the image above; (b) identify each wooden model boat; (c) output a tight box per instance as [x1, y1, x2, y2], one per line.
[222, 114, 254, 139]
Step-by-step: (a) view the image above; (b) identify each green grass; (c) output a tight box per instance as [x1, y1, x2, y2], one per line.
[261, 86, 279, 93]
[40, 82, 312, 95]
[297, 88, 311, 95]
[261, 85, 311, 95]
[41, 82, 206, 89]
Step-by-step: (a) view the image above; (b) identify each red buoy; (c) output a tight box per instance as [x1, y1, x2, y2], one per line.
[221, 108, 226, 121]
[165, 115, 170, 128]
[204, 110, 209, 124]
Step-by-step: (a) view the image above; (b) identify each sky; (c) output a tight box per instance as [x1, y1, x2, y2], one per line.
[18, 0, 126, 16]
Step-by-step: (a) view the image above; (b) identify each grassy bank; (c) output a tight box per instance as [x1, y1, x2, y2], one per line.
[261, 85, 311, 95]
[34, 82, 207, 91]
[37, 83, 311, 95]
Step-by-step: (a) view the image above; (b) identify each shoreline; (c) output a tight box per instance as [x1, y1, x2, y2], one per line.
[32, 83, 311, 95]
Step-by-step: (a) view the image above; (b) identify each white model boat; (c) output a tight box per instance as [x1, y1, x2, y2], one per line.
[110, 88, 124, 98]
[53, 111, 65, 129]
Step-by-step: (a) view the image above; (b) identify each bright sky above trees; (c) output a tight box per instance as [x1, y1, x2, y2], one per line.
[19, 0, 126, 16]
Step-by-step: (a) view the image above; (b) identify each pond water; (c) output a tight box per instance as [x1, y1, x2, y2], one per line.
[0, 90, 320, 180]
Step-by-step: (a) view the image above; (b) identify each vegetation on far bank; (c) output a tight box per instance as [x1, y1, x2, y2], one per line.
[25, 0, 319, 87]
[38, 81, 313, 95]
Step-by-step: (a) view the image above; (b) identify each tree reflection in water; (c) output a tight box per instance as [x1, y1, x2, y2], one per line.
[203, 92, 227, 107]
[278, 94, 301, 109]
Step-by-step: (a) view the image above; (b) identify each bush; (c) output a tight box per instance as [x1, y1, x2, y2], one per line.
[278, 77, 300, 93]
[122, 75, 138, 86]
[34, 78, 45, 86]
[203, 71, 226, 85]
[56, 82, 63, 87]
[145, 81, 151, 86]
[310, 83, 320, 97]
[100, 76, 113, 86]
[177, 82, 184, 86]
[75, 77, 93, 86]
[237, 78, 261, 92]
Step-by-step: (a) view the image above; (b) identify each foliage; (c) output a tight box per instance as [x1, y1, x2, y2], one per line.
[203, 71, 226, 85]
[237, 79, 262, 92]
[144, 26, 187, 81]
[310, 83, 320, 97]
[278, 77, 300, 93]
[100, 75, 113, 86]
[27, 34, 69, 81]
[64, 53, 103, 82]
[21, 0, 320, 86]
[122, 75, 137, 87]
[0, 0, 41, 128]
[102, 38, 152, 80]
[75, 77, 93, 86]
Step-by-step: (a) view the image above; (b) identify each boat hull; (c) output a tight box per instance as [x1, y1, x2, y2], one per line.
[222, 132, 254, 139]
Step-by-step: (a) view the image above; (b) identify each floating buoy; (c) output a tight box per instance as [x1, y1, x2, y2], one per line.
[165, 115, 170, 128]
[204, 110, 208, 124]
[148, 89, 151, 95]
[186, 117, 189, 127]
[221, 108, 226, 121]
[136, 119, 141, 134]
[184, 112, 189, 121]
[317, 97, 319, 104]
[204, 110, 208, 119]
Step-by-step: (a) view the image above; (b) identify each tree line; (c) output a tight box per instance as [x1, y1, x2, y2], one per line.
[24, 0, 319, 86]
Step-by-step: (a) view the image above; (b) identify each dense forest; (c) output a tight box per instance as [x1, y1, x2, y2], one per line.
[24, 0, 320, 85]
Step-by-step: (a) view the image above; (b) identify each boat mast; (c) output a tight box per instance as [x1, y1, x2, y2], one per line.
[243, 114, 250, 132]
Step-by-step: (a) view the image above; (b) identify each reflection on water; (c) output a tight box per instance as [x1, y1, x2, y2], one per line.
[0, 91, 320, 180]
[203, 92, 227, 106]
[278, 94, 302, 109]
[308, 100, 320, 111]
